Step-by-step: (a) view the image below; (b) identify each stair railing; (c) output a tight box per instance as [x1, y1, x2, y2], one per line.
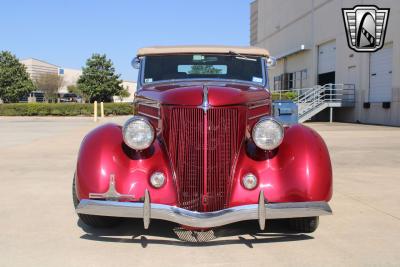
[272, 83, 355, 121]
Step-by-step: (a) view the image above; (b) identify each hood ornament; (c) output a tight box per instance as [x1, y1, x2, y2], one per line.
[201, 85, 209, 112]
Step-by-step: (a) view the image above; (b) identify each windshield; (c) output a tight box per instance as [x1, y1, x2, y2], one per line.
[142, 54, 265, 85]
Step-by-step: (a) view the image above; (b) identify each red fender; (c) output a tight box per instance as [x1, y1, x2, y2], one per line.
[229, 124, 332, 206]
[75, 123, 178, 205]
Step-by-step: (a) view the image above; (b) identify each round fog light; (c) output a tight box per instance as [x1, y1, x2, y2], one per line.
[150, 172, 166, 188]
[242, 173, 258, 190]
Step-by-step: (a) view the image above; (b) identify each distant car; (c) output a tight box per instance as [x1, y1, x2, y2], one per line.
[59, 93, 81, 103]
[19, 91, 45, 103]
[74, 46, 332, 233]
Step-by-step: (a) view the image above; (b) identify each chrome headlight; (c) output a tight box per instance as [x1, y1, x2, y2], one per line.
[122, 116, 155, 150]
[252, 117, 284, 150]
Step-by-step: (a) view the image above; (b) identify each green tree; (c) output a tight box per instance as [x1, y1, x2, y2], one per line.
[77, 54, 123, 102]
[0, 51, 35, 103]
[34, 73, 64, 102]
[115, 87, 131, 102]
[67, 85, 78, 94]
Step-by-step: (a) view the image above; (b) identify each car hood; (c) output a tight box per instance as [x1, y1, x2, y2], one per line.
[136, 81, 270, 106]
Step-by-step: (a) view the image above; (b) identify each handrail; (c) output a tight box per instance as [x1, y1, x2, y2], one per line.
[272, 83, 355, 121]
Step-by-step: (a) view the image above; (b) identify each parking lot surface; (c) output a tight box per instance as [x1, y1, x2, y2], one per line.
[0, 116, 399, 266]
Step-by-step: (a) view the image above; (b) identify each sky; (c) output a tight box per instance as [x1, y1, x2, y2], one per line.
[0, 0, 252, 81]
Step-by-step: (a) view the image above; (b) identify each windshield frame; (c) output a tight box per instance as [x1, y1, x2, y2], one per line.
[137, 54, 268, 89]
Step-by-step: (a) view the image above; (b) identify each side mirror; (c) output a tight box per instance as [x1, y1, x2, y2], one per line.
[131, 57, 141, 69]
[266, 56, 277, 69]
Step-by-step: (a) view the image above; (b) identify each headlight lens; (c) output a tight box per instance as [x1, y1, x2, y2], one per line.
[242, 173, 258, 190]
[252, 117, 284, 150]
[122, 116, 155, 150]
[150, 172, 166, 188]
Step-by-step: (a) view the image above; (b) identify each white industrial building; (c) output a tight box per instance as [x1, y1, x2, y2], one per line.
[20, 58, 82, 93]
[250, 0, 399, 126]
[113, 80, 137, 103]
[20, 58, 136, 102]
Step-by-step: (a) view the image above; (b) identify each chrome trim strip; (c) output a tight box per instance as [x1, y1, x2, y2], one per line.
[249, 102, 269, 110]
[76, 199, 332, 229]
[135, 99, 162, 130]
[138, 56, 146, 89]
[248, 112, 270, 120]
[137, 102, 161, 109]
[137, 111, 160, 120]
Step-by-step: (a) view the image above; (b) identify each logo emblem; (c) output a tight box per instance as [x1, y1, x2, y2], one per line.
[342, 5, 390, 52]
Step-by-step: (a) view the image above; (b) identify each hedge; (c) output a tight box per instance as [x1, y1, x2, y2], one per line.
[271, 91, 298, 101]
[0, 103, 133, 116]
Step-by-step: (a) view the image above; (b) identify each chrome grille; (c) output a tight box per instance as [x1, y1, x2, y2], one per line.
[167, 107, 239, 212]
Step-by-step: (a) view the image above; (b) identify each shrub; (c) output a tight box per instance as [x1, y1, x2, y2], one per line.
[0, 103, 133, 116]
[271, 91, 298, 101]
[104, 103, 133, 116]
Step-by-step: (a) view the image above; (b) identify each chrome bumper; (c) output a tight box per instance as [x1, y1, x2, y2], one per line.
[76, 190, 332, 229]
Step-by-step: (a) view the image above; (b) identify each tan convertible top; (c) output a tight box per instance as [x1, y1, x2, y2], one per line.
[137, 45, 270, 57]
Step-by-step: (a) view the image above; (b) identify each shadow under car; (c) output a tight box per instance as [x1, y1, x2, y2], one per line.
[78, 219, 313, 248]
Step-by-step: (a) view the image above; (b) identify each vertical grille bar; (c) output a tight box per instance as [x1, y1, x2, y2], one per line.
[168, 107, 239, 212]
[202, 111, 208, 211]
[206, 108, 238, 211]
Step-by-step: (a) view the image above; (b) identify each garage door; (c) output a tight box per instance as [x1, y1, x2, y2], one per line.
[369, 44, 393, 102]
[318, 40, 336, 85]
[318, 41, 336, 74]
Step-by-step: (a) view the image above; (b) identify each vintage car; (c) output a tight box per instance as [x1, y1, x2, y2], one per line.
[74, 45, 332, 233]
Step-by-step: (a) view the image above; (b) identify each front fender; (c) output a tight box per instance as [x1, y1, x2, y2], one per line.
[230, 124, 332, 206]
[75, 123, 177, 205]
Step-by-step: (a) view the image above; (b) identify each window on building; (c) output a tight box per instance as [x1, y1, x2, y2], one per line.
[293, 72, 301, 88]
[58, 68, 64, 75]
[273, 69, 307, 90]
[287, 73, 294, 89]
[302, 69, 307, 80]
[274, 75, 282, 91]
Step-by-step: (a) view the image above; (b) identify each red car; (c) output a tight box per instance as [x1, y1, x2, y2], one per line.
[73, 46, 332, 233]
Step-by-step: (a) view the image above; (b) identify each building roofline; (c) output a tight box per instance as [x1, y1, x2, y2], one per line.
[20, 57, 60, 68]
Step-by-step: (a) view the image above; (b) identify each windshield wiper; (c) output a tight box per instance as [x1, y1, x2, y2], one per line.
[228, 50, 257, 61]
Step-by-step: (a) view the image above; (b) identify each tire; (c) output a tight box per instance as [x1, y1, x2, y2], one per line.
[288, 217, 319, 233]
[72, 175, 121, 228]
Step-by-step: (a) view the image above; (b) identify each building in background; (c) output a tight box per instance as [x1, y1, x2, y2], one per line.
[113, 80, 137, 103]
[20, 58, 136, 102]
[58, 68, 82, 93]
[20, 58, 82, 93]
[250, 0, 399, 126]
[20, 58, 59, 81]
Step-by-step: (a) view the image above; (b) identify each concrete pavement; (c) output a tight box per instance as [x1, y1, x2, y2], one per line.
[0, 117, 399, 266]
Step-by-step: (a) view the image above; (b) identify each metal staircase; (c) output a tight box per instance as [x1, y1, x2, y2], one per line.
[274, 84, 355, 123]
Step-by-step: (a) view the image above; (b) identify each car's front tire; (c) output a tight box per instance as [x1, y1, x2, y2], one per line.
[72, 175, 121, 228]
[288, 217, 319, 233]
